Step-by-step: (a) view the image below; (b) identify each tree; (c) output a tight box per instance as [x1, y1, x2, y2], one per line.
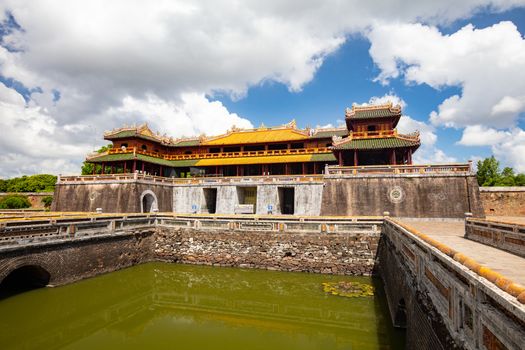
[81, 144, 113, 175]
[476, 156, 500, 186]
[476, 156, 525, 187]
[0, 194, 31, 209]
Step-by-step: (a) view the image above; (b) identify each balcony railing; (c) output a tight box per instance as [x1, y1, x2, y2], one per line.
[325, 163, 473, 175]
[347, 130, 420, 140]
[95, 146, 332, 161]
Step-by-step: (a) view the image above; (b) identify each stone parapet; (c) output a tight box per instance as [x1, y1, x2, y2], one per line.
[382, 219, 525, 350]
[465, 218, 525, 258]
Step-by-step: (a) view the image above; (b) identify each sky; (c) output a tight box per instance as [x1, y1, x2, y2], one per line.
[0, 0, 524, 178]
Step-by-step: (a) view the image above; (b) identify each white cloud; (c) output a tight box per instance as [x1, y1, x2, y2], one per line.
[367, 21, 525, 128]
[492, 128, 525, 172]
[458, 125, 511, 146]
[106, 93, 253, 138]
[0, 1, 524, 176]
[459, 126, 525, 172]
[357, 93, 407, 109]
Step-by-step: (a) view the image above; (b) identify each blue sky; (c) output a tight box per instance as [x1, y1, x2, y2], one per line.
[0, 1, 524, 177]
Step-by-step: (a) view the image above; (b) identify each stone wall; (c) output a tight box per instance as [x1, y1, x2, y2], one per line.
[0, 229, 155, 286]
[321, 174, 484, 218]
[173, 182, 324, 215]
[465, 218, 525, 258]
[155, 225, 380, 275]
[480, 187, 525, 217]
[380, 219, 525, 350]
[52, 182, 173, 212]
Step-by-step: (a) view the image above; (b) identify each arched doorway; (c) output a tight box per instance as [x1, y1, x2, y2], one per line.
[0, 265, 51, 299]
[140, 190, 158, 213]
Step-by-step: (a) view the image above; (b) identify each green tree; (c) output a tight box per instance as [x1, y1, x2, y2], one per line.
[515, 173, 525, 186]
[0, 194, 31, 209]
[81, 144, 113, 175]
[476, 156, 500, 186]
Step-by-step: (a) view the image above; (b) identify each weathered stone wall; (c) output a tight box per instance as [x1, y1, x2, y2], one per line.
[465, 218, 525, 258]
[154, 226, 380, 275]
[52, 182, 173, 212]
[173, 182, 324, 215]
[480, 187, 525, 217]
[0, 229, 155, 286]
[380, 219, 525, 350]
[321, 174, 484, 218]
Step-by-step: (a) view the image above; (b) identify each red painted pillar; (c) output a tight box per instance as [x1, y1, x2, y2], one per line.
[101, 162, 105, 174]
[408, 149, 413, 164]
[353, 150, 358, 166]
[132, 160, 137, 173]
[392, 150, 397, 165]
[313, 162, 318, 174]
[141, 161, 145, 173]
[302, 163, 306, 175]
[123, 161, 127, 173]
[92, 163, 96, 175]
[338, 152, 343, 166]
[160, 165, 163, 177]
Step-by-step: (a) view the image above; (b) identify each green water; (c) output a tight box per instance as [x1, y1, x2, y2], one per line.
[0, 263, 404, 349]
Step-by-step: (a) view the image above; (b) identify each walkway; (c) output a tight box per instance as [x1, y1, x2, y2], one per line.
[399, 219, 525, 286]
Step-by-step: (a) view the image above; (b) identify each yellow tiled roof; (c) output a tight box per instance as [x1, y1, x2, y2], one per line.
[202, 128, 309, 146]
[195, 154, 314, 166]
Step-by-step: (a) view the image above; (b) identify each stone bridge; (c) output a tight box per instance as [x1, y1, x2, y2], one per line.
[0, 213, 524, 349]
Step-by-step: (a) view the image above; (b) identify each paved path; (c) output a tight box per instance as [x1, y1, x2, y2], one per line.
[399, 219, 525, 286]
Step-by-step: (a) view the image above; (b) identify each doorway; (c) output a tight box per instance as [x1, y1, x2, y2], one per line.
[278, 187, 295, 215]
[203, 188, 218, 214]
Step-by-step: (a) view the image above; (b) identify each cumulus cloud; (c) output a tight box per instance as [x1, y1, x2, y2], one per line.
[368, 21, 525, 128]
[0, 1, 524, 176]
[459, 125, 525, 172]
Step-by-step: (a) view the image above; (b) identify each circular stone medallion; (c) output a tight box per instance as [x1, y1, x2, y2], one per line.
[388, 186, 404, 203]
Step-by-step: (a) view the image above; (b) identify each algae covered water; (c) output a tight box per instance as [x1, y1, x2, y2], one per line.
[0, 263, 404, 349]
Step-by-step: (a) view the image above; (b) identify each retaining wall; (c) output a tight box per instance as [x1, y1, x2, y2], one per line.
[155, 223, 380, 275]
[321, 174, 484, 218]
[0, 229, 155, 286]
[380, 219, 525, 350]
[480, 187, 525, 217]
[52, 182, 173, 212]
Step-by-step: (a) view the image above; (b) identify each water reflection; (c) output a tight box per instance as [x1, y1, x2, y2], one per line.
[0, 263, 404, 350]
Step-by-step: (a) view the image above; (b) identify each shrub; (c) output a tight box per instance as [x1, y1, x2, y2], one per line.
[42, 195, 53, 208]
[0, 194, 32, 209]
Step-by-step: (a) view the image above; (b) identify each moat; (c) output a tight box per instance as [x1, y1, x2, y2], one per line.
[0, 262, 404, 350]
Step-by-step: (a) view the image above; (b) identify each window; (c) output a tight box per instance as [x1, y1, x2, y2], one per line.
[141, 144, 147, 151]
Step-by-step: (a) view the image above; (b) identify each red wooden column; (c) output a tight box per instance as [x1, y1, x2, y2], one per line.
[391, 150, 397, 165]
[338, 152, 343, 166]
[160, 165, 163, 177]
[313, 163, 318, 174]
[123, 161, 127, 173]
[101, 162, 106, 174]
[92, 163, 96, 175]
[302, 163, 306, 175]
[408, 149, 413, 164]
[353, 150, 358, 166]
[141, 162, 145, 173]
[132, 160, 137, 173]
[285, 164, 289, 175]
